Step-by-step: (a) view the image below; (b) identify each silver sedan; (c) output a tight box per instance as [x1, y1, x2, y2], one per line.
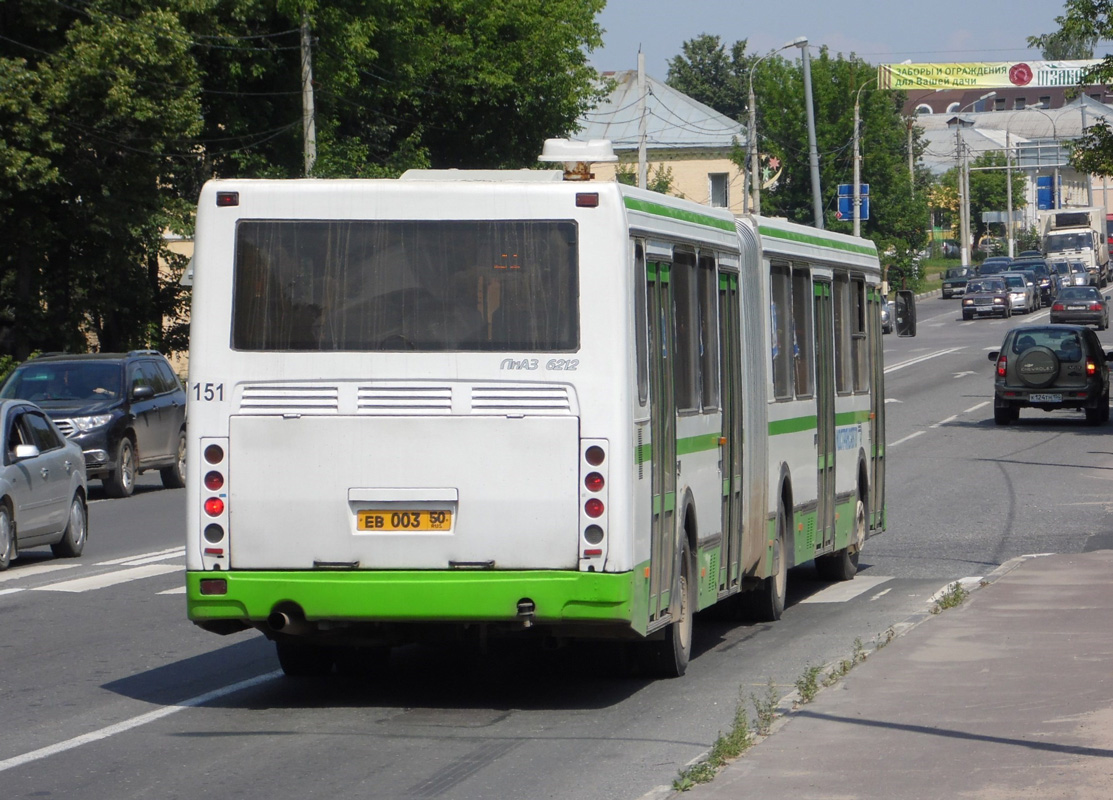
[0, 399, 88, 569]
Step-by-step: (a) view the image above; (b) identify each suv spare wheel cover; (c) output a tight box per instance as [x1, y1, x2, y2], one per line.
[1015, 346, 1060, 388]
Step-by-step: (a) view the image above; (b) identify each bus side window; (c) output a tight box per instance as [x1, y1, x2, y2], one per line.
[770, 264, 792, 400]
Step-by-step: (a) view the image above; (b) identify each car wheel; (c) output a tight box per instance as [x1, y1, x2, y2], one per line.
[104, 438, 136, 498]
[1085, 404, 1105, 425]
[0, 504, 13, 571]
[994, 404, 1013, 425]
[963, 312, 973, 321]
[160, 431, 186, 489]
[51, 494, 87, 558]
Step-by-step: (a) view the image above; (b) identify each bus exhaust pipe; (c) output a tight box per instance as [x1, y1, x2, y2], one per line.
[268, 610, 313, 635]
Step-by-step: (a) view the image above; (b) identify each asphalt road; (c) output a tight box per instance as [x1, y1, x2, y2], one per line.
[2, 296, 1110, 800]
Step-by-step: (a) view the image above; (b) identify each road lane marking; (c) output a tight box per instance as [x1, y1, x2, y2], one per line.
[884, 347, 965, 374]
[32, 564, 181, 593]
[0, 587, 25, 596]
[799, 575, 893, 604]
[0, 671, 283, 774]
[158, 586, 186, 595]
[965, 401, 990, 413]
[0, 562, 80, 583]
[931, 415, 957, 428]
[869, 588, 892, 601]
[97, 547, 183, 566]
[120, 549, 186, 567]
[888, 431, 924, 448]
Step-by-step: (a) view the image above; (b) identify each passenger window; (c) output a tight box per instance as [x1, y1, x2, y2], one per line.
[24, 411, 61, 451]
[770, 264, 792, 400]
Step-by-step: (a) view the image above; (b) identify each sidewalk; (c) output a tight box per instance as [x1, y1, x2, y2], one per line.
[673, 550, 1113, 800]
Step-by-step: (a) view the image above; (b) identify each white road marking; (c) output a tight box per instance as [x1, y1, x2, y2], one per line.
[120, 549, 186, 567]
[869, 588, 892, 601]
[888, 430, 925, 448]
[0, 671, 283, 774]
[884, 398, 903, 404]
[952, 371, 975, 379]
[964, 401, 990, 413]
[884, 347, 965, 374]
[32, 564, 181, 593]
[158, 586, 186, 595]
[800, 575, 893, 604]
[0, 562, 80, 583]
[0, 587, 26, 596]
[931, 415, 957, 428]
[97, 547, 183, 566]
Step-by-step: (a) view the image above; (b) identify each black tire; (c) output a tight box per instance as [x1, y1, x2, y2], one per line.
[333, 645, 391, 677]
[743, 504, 788, 622]
[51, 494, 87, 558]
[642, 537, 695, 678]
[104, 438, 136, 498]
[0, 504, 13, 571]
[160, 431, 186, 489]
[994, 404, 1012, 425]
[815, 497, 863, 582]
[962, 312, 973, 321]
[276, 641, 335, 677]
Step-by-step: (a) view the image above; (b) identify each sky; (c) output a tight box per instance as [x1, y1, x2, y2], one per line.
[588, 0, 1094, 80]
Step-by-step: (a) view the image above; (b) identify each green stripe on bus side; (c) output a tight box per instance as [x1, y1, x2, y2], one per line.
[186, 569, 636, 625]
[835, 409, 872, 426]
[769, 415, 817, 436]
[676, 433, 721, 456]
[636, 441, 652, 465]
[758, 224, 878, 257]
[624, 196, 737, 233]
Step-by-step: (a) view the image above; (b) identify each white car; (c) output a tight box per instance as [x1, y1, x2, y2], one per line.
[0, 399, 88, 569]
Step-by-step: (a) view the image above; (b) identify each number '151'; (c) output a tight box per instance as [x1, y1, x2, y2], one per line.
[193, 382, 224, 401]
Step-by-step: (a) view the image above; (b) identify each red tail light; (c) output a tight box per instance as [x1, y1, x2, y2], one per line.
[1091, 303, 1103, 311]
[584, 498, 605, 518]
[204, 497, 225, 517]
[584, 472, 605, 492]
[1052, 303, 1065, 312]
[1087, 360, 1097, 376]
[996, 356, 1007, 377]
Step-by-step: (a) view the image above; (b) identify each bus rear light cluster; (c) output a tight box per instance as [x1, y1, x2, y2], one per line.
[199, 437, 230, 565]
[579, 439, 610, 566]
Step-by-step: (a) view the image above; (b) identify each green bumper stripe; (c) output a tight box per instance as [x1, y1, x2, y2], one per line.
[624, 196, 737, 232]
[187, 570, 635, 624]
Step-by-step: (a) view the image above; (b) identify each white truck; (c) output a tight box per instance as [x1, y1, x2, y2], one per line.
[1039, 207, 1110, 287]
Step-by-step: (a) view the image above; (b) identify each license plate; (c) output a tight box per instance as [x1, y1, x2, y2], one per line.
[357, 509, 453, 531]
[1067, 305, 1086, 310]
[1030, 393, 1062, 403]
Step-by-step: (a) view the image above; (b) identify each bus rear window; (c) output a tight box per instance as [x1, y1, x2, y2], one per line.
[232, 220, 579, 351]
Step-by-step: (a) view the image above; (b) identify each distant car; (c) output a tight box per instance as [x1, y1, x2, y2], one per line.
[941, 267, 975, 298]
[1017, 250, 1043, 259]
[0, 351, 186, 498]
[1049, 285, 1110, 330]
[0, 399, 88, 569]
[989, 325, 1111, 425]
[1010, 258, 1055, 306]
[962, 277, 1011, 320]
[976, 257, 1011, 276]
[1000, 271, 1039, 314]
[880, 297, 893, 334]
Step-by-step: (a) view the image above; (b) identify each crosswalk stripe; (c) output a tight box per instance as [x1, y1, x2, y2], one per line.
[96, 547, 183, 566]
[0, 562, 81, 583]
[32, 564, 181, 593]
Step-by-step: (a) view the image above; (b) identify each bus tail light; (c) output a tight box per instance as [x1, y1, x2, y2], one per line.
[579, 439, 610, 567]
[199, 437, 229, 568]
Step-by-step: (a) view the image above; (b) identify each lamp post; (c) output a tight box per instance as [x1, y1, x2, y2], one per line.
[1026, 105, 1060, 209]
[1004, 106, 1046, 258]
[949, 92, 996, 265]
[852, 77, 877, 237]
[797, 39, 824, 229]
[747, 36, 807, 215]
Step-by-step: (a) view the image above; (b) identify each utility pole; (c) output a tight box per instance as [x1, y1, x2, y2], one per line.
[301, 13, 317, 177]
[637, 51, 647, 190]
[800, 41, 823, 229]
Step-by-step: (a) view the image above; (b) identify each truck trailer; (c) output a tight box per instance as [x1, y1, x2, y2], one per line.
[1040, 207, 1110, 287]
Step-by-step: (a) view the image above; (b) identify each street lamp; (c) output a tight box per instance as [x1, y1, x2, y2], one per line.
[852, 77, 878, 237]
[797, 38, 824, 229]
[949, 92, 996, 265]
[747, 36, 807, 215]
[1004, 106, 1049, 258]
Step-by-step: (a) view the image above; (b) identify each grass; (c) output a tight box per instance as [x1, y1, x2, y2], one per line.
[931, 581, 969, 614]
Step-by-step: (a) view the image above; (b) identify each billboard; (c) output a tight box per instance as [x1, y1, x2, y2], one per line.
[877, 60, 1100, 90]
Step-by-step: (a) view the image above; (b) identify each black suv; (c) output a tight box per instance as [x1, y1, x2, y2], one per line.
[989, 325, 1112, 426]
[0, 351, 186, 496]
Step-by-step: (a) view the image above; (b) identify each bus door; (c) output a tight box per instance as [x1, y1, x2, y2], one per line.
[646, 257, 678, 623]
[718, 271, 744, 591]
[814, 280, 837, 551]
[868, 287, 886, 529]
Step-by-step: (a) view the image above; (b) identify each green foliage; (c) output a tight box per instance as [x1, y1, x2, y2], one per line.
[1029, 1, 1113, 174]
[673, 687, 754, 791]
[614, 162, 676, 195]
[794, 664, 822, 704]
[1017, 225, 1042, 252]
[933, 150, 1025, 252]
[0, 1, 606, 358]
[932, 581, 969, 613]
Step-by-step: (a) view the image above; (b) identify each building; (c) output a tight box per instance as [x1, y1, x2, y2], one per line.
[575, 70, 749, 215]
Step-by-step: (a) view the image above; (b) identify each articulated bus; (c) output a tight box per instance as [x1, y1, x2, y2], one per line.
[185, 140, 894, 678]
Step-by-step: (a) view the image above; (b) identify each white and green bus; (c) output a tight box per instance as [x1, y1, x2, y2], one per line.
[185, 140, 896, 678]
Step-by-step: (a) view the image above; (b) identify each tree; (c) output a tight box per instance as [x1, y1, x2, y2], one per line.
[1029, 1, 1113, 174]
[668, 40, 931, 284]
[615, 163, 676, 195]
[935, 151, 1026, 251]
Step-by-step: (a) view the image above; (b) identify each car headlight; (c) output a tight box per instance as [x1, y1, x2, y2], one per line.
[69, 414, 113, 432]
[963, 299, 974, 305]
[993, 298, 1004, 304]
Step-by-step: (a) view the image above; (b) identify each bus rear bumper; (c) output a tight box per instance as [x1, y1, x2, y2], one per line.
[186, 569, 638, 630]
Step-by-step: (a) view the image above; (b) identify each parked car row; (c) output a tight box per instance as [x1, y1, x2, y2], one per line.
[0, 349, 187, 570]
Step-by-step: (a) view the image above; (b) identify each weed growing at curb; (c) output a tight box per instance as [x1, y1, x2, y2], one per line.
[672, 689, 754, 791]
[751, 678, 780, 736]
[794, 664, 822, 704]
[932, 581, 968, 614]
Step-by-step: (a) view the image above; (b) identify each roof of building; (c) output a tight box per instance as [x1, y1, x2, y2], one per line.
[575, 70, 746, 153]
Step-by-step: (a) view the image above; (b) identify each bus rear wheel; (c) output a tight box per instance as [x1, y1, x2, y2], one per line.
[815, 497, 864, 582]
[642, 537, 695, 678]
[742, 504, 787, 622]
[276, 641, 335, 677]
